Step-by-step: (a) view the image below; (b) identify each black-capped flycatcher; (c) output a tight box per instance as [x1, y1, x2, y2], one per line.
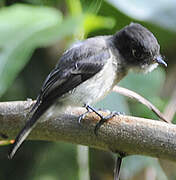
[8, 24, 167, 179]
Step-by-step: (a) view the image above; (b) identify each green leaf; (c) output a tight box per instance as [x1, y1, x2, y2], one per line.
[66, 0, 82, 16]
[106, 0, 176, 32]
[0, 4, 86, 98]
[84, 14, 115, 36]
[0, 4, 63, 97]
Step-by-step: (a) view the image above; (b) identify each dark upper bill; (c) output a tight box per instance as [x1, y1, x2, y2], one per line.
[155, 56, 167, 67]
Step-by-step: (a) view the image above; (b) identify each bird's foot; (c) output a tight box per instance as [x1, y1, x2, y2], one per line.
[83, 105, 124, 136]
[79, 104, 124, 135]
[78, 104, 105, 125]
[94, 111, 124, 136]
[78, 104, 93, 124]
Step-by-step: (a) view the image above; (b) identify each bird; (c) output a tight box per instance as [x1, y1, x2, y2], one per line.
[8, 23, 167, 177]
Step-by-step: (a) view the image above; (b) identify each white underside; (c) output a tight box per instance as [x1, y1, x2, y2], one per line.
[61, 53, 118, 107]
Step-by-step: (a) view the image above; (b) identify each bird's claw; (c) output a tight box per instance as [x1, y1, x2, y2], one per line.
[79, 104, 124, 136]
[78, 111, 89, 124]
[94, 111, 125, 136]
[78, 104, 92, 124]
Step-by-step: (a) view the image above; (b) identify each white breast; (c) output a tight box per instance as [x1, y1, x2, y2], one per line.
[61, 53, 118, 107]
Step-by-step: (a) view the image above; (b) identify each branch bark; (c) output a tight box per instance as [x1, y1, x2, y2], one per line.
[0, 100, 176, 161]
[113, 86, 168, 123]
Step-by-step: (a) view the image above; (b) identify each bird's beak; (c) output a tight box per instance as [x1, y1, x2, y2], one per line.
[155, 56, 167, 67]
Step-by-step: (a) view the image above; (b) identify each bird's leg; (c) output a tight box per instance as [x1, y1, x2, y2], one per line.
[78, 104, 93, 123]
[79, 104, 105, 124]
[94, 111, 123, 136]
[85, 104, 104, 119]
[82, 105, 123, 136]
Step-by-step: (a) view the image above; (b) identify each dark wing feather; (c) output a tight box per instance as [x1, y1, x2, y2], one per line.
[8, 40, 110, 159]
[38, 45, 110, 101]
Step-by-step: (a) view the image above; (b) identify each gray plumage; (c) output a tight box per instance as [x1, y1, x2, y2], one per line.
[8, 23, 167, 159]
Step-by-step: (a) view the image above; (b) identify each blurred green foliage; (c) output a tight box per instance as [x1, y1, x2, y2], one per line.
[0, 4, 63, 96]
[0, 0, 176, 180]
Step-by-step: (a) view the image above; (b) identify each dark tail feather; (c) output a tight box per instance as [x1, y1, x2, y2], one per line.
[8, 101, 51, 159]
[114, 156, 122, 180]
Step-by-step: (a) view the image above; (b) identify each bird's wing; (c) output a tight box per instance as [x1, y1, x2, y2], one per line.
[8, 39, 111, 159]
[37, 42, 110, 103]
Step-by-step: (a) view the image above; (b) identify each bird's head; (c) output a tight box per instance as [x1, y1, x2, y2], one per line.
[114, 23, 167, 73]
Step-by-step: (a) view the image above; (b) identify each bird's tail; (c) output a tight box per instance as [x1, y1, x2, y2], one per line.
[8, 101, 51, 159]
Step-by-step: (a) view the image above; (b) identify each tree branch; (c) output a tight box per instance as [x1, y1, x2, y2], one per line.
[0, 100, 176, 161]
[113, 86, 169, 123]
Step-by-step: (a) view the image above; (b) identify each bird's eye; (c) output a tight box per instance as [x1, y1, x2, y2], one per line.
[132, 49, 143, 59]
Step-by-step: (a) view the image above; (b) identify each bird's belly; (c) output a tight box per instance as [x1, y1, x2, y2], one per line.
[60, 59, 118, 107]
[68, 79, 111, 106]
